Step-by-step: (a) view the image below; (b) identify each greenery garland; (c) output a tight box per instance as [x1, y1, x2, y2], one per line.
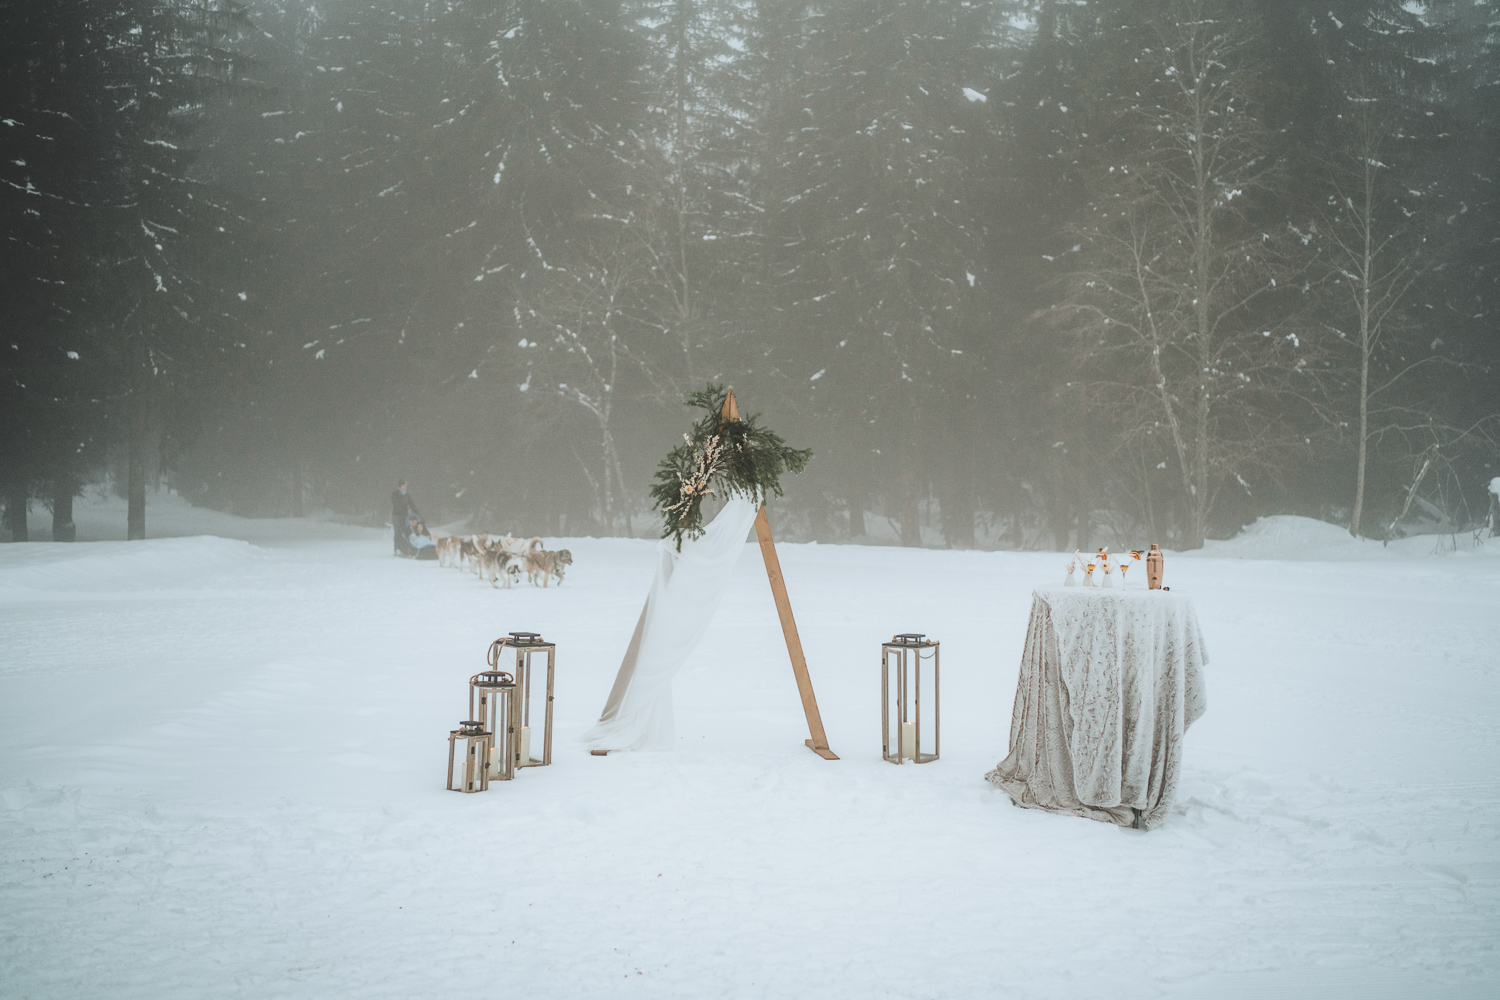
[649, 384, 812, 549]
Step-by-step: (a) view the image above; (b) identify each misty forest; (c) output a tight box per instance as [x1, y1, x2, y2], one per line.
[4, 0, 1498, 549]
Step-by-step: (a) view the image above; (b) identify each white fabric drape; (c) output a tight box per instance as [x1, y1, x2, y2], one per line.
[985, 588, 1208, 830]
[582, 496, 761, 752]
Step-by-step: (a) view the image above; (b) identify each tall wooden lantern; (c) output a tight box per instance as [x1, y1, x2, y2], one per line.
[469, 670, 521, 780]
[882, 633, 940, 764]
[447, 721, 492, 793]
[489, 632, 555, 768]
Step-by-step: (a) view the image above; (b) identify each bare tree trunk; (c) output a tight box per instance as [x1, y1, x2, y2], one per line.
[1351, 343, 1370, 536]
[1185, 73, 1214, 552]
[127, 363, 147, 541]
[608, 438, 632, 538]
[900, 477, 922, 547]
[599, 423, 618, 536]
[574, 451, 604, 530]
[1187, 392, 1211, 549]
[1349, 152, 1376, 538]
[52, 477, 76, 542]
[1327, 92, 1424, 537]
[1049, 503, 1072, 551]
[290, 452, 305, 517]
[3, 484, 27, 542]
[670, 0, 697, 383]
[940, 484, 975, 549]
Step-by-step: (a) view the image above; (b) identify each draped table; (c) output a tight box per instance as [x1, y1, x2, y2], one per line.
[985, 587, 1209, 830]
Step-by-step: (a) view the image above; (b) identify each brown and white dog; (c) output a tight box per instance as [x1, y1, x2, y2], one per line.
[525, 547, 573, 587]
[457, 538, 481, 574]
[552, 548, 573, 585]
[435, 535, 461, 568]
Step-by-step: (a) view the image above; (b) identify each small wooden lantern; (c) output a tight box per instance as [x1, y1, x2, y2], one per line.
[447, 720, 491, 793]
[488, 632, 555, 768]
[469, 670, 521, 781]
[882, 633, 940, 764]
[1146, 543, 1165, 590]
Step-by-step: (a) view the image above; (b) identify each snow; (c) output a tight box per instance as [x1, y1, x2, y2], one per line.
[1199, 514, 1497, 561]
[3, 496, 1498, 998]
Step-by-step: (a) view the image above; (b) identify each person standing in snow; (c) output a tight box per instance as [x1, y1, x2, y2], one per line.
[391, 480, 419, 555]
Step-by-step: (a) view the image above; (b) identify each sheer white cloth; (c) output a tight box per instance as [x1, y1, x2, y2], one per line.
[986, 587, 1209, 830]
[582, 496, 761, 752]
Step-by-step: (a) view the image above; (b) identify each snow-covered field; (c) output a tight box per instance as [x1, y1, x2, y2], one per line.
[3, 492, 1498, 999]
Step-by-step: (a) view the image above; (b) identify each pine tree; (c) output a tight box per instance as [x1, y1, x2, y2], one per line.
[750, 0, 1008, 544]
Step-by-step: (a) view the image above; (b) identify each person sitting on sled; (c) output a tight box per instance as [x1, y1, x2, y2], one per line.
[406, 514, 438, 559]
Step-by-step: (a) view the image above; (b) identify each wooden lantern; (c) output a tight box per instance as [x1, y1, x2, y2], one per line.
[447, 721, 492, 793]
[469, 670, 521, 781]
[882, 633, 940, 764]
[488, 632, 555, 768]
[1146, 543, 1165, 590]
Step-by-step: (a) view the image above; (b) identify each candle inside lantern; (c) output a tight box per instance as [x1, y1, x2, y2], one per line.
[519, 726, 532, 767]
[900, 721, 916, 760]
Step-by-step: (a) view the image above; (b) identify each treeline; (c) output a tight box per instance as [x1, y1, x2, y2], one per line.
[3, 0, 1496, 548]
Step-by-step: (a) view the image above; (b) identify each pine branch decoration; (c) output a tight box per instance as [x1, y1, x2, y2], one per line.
[649, 383, 812, 549]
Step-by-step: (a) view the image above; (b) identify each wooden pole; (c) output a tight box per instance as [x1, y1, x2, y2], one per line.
[722, 389, 838, 760]
[753, 506, 838, 759]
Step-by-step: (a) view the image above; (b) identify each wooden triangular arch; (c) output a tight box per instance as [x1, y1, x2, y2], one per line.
[722, 390, 839, 760]
[589, 389, 838, 760]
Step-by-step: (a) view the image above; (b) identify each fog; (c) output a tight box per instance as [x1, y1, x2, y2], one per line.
[4, 0, 1497, 547]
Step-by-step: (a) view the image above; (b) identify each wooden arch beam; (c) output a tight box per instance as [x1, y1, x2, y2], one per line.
[722, 389, 838, 760]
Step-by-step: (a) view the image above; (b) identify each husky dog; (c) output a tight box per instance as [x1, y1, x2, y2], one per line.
[551, 548, 573, 585]
[435, 536, 461, 568]
[525, 547, 573, 587]
[479, 547, 521, 588]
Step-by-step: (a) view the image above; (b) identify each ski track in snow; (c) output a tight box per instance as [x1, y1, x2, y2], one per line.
[2, 494, 1498, 998]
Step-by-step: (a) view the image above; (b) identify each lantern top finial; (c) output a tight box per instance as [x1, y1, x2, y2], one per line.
[892, 632, 928, 645]
[508, 631, 544, 644]
[454, 720, 488, 736]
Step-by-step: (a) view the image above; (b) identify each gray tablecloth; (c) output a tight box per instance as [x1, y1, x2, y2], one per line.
[986, 587, 1208, 830]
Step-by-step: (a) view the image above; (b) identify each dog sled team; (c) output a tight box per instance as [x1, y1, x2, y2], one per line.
[436, 532, 573, 589]
[391, 480, 571, 587]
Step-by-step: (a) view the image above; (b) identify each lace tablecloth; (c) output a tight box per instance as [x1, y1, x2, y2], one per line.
[985, 587, 1208, 830]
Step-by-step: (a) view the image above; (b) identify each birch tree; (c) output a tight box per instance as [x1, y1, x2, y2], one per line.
[515, 233, 655, 535]
[1066, 3, 1305, 548]
[1319, 91, 1432, 537]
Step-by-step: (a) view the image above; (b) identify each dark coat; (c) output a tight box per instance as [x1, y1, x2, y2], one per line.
[391, 489, 418, 522]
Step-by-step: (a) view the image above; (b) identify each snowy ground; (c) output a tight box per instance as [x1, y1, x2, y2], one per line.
[3, 492, 1498, 999]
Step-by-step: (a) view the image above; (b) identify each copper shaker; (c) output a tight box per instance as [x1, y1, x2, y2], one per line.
[1146, 543, 1164, 590]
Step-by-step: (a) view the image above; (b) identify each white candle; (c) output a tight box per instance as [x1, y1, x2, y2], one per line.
[488, 744, 501, 778]
[900, 721, 916, 760]
[519, 726, 532, 766]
